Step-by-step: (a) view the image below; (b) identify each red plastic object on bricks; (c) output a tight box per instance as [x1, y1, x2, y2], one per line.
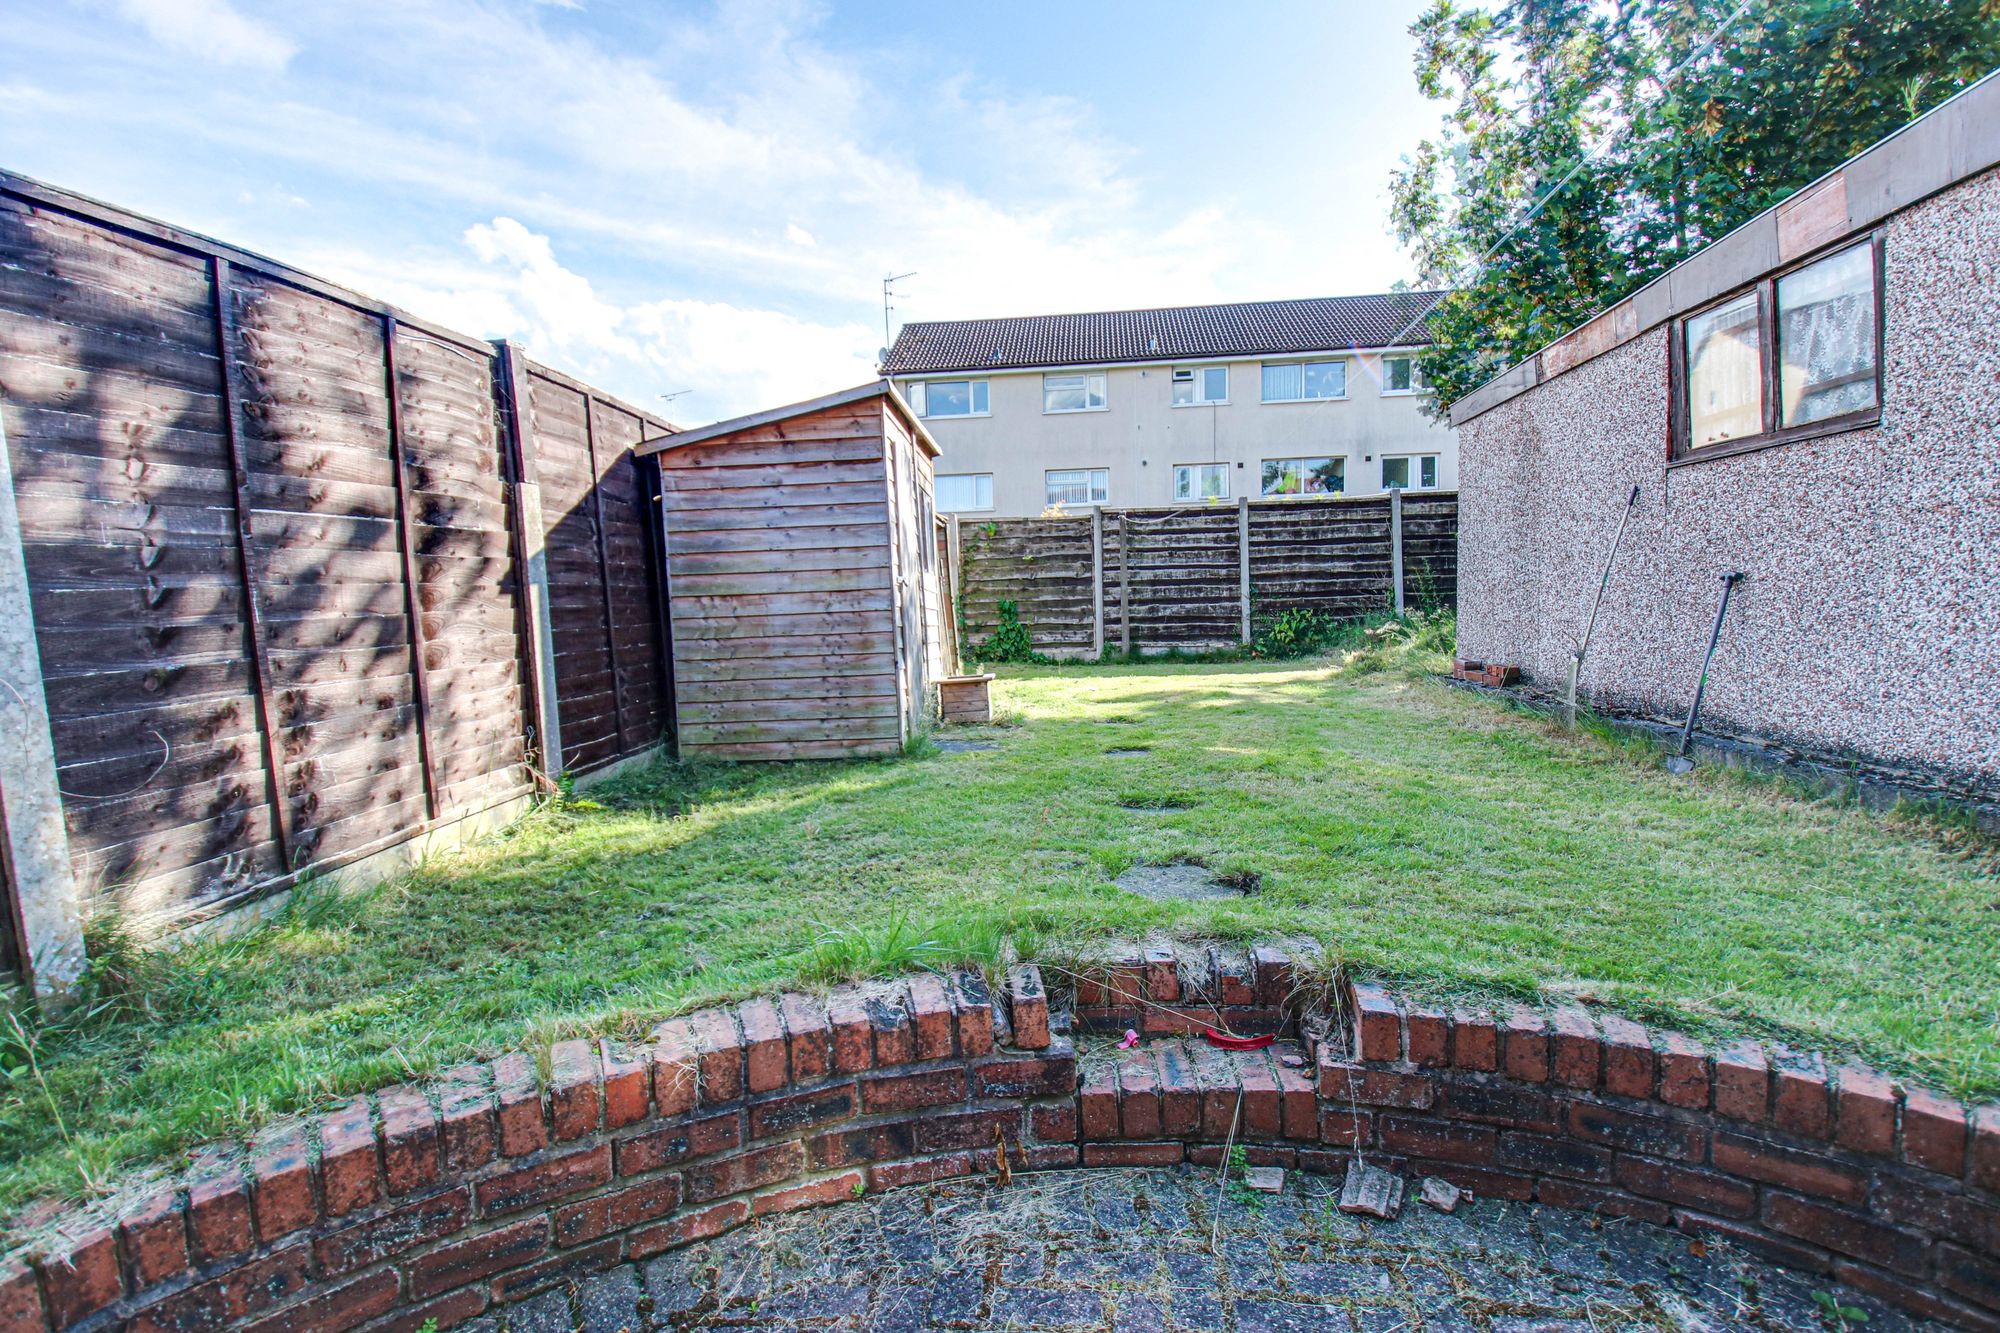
[1204, 1029, 1276, 1051]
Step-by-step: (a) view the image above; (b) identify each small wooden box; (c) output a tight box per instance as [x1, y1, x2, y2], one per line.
[937, 674, 996, 725]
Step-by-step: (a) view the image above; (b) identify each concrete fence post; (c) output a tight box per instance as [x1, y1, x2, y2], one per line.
[0, 409, 85, 1003]
[1390, 489, 1406, 615]
[496, 342, 565, 780]
[1116, 512, 1132, 657]
[1089, 507, 1105, 659]
[946, 513, 964, 671]
[1237, 496, 1252, 645]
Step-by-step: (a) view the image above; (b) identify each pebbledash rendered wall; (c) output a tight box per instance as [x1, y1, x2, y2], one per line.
[1450, 76, 2000, 801]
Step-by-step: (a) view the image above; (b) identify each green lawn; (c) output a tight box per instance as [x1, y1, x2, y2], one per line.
[2, 642, 1995, 1214]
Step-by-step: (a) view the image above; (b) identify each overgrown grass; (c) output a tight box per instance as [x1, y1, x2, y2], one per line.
[2, 617, 1994, 1214]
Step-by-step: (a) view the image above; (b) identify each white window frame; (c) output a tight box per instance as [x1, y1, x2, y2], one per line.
[1260, 456, 1344, 498]
[1379, 355, 1428, 396]
[1171, 463, 1230, 502]
[1259, 359, 1348, 403]
[934, 473, 994, 512]
[909, 379, 989, 419]
[1042, 372, 1109, 414]
[1045, 467, 1109, 507]
[1380, 454, 1439, 491]
[1170, 365, 1229, 407]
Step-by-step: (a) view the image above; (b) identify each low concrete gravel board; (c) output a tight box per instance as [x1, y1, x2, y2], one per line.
[468, 1166, 1928, 1331]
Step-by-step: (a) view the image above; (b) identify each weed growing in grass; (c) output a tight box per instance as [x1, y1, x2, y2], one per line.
[974, 599, 1046, 664]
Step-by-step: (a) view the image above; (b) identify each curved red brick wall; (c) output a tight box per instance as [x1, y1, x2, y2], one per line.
[3, 955, 1996, 1332]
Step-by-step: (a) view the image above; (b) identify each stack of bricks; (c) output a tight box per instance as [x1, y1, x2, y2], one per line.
[1064, 944, 1300, 1037]
[1077, 1038, 1325, 1172]
[1450, 658, 1521, 687]
[0, 969, 1073, 1333]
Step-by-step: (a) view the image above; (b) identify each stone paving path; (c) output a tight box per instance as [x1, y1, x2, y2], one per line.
[477, 1165, 1936, 1332]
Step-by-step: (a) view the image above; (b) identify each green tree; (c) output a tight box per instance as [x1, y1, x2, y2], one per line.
[1392, 0, 2000, 408]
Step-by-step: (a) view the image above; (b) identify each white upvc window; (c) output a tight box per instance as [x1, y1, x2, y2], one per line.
[1172, 463, 1230, 501]
[1045, 468, 1109, 507]
[1261, 456, 1344, 497]
[935, 473, 994, 512]
[1260, 359, 1347, 402]
[1043, 372, 1108, 413]
[909, 379, 988, 418]
[1381, 455, 1439, 490]
[1380, 355, 1428, 395]
[1171, 365, 1229, 406]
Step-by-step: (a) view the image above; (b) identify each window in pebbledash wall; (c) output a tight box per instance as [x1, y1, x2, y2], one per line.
[1684, 293, 1763, 447]
[1671, 235, 1882, 462]
[1778, 244, 1879, 427]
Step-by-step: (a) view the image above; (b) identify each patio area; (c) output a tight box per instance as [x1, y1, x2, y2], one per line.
[491, 1164, 1919, 1331]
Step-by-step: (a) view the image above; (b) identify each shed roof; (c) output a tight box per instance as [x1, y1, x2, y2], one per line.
[880, 291, 1447, 376]
[635, 380, 937, 459]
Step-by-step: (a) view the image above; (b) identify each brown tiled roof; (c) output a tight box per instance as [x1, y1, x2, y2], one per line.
[881, 291, 1446, 375]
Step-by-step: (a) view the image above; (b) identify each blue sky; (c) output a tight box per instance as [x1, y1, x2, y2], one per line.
[2, 0, 1443, 422]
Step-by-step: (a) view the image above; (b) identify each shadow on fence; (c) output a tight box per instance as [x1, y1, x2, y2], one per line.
[0, 170, 672, 951]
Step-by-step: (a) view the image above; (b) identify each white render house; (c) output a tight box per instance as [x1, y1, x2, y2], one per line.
[882, 292, 1457, 517]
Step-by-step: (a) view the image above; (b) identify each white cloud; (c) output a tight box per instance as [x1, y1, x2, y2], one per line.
[311, 219, 875, 421]
[628, 297, 879, 416]
[464, 218, 638, 361]
[10, 0, 1422, 418]
[113, 0, 294, 71]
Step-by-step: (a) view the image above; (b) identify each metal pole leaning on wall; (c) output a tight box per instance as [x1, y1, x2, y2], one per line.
[1237, 496, 1252, 645]
[0, 408, 85, 1003]
[1669, 571, 1745, 772]
[1090, 507, 1105, 658]
[1390, 490, 1406, 615]
[495, 342, 565, 782]
[1566, 484, 1641, 729]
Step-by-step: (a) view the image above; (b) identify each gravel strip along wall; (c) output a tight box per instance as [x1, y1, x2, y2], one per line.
[4, 953, 1998, 1332]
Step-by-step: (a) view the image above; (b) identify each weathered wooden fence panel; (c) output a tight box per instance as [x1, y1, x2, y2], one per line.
[1400, 492, 1460, 609]
[519, 371, 671, 775]
[958, 493, 1459, 658]
[392, 325, 529, 818]
[957, 517, 1097, 656]
[0, 171, 673, 941]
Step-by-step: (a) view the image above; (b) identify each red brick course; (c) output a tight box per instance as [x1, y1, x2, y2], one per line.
[119, 1189, 190, 1289]
[10, 964, 2000, 1333]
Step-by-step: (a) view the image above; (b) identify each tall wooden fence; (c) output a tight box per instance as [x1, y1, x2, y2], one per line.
[955, 492, 1457, 658]
[0, 171, 672, 949]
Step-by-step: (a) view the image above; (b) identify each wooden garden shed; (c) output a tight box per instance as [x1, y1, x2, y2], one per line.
[636, 381, 953, 760]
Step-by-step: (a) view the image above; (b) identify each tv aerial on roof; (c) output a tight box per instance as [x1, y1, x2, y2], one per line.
[882, 270, 916, 349]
